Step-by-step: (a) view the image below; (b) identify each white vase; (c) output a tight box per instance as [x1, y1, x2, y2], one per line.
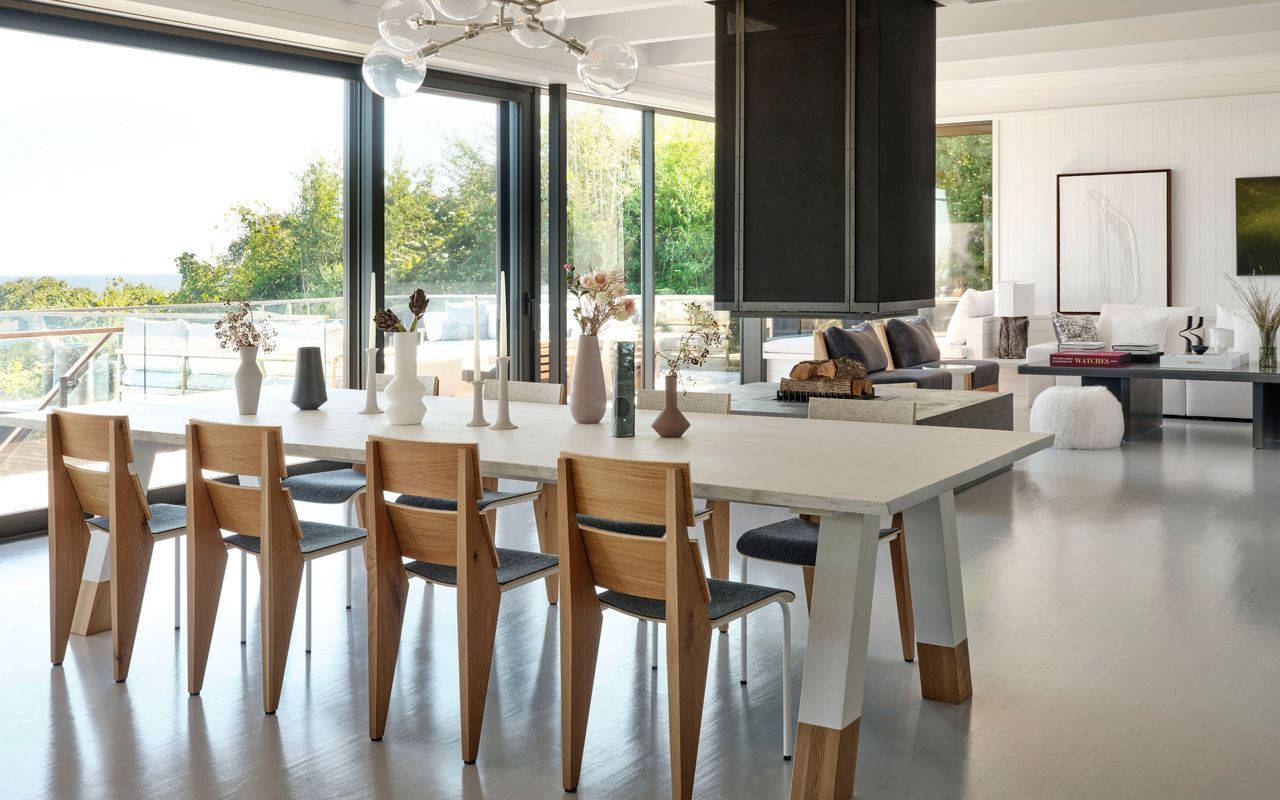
[384, 331, 426, 425]
[235, 346, 263, 415]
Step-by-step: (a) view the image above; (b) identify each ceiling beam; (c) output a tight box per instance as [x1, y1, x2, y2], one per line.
[639, 37, 713, 67]
[567, 5, 712, 44]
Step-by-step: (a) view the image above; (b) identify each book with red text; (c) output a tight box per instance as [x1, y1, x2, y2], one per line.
[1049, 351, 1132, 367]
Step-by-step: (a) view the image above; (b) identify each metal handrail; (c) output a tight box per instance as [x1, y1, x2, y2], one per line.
[0, 325, 124, 341]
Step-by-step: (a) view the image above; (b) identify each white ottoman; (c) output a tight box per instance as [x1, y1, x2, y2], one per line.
[1029, 386, 1125, 450]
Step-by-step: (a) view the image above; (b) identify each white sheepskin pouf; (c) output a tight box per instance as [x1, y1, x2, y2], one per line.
[1029, 386, 1125, 450]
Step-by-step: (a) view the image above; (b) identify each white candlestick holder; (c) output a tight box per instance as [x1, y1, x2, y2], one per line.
[491, 357, 517, 430]
[359, 346, 382, 415]
[467, 380, 490, 428]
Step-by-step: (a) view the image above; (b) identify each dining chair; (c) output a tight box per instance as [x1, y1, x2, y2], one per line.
[47, 410, 187, 683]
[184, 420, 366, 714]
[736, 398, 917, 662]
[557, 453, 795, 800]
[277, 373, 439, 611]
[636, 388, 734, 642]
[364, 436, 559, 762]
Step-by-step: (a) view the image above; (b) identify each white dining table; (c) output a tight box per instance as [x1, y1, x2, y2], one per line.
[10, 386, 1052, 799]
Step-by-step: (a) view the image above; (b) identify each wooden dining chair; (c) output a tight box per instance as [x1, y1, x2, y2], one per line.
[736, 398, 917, 662]
[185, 420, 366, 714]
[364, 436, 559, 762]
[557, 453, 795, 800]
[635, 388, 733, 641]
[47, 410, 187, 683]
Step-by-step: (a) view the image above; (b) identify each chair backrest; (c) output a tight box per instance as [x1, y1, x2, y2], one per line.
[185, 420, 300, 541]
[557, 453, 707, 607]
[483, 379, 566, 405]
[47, 410, 150, 527]
[635, 389, 731, 415]
[375, 373, 440, 396]
[364, 437, 497, 582]
[807, 398, 918, 425]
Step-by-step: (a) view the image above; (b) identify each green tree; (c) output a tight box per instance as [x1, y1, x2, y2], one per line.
[0, 277, 96, 311]
[173, 251, 232, 304]
[935, 133, 993, 294]
[654, 117, 715, 295]
[98, 277, 174, 307]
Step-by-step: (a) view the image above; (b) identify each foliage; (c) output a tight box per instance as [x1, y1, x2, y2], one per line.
[654, 118, 715, 295]
[566, 104, 643, 292]
[1226, 272, 1280, 337]
[658, 302, 724, 387]
[935, 134, 993, 295]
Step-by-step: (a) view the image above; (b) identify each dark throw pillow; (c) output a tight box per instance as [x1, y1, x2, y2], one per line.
[823, 323, 889, 374]
[883, 316, 941, 368]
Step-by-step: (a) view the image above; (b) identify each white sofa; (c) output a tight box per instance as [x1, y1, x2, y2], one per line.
[1025, 304, 1252, 421]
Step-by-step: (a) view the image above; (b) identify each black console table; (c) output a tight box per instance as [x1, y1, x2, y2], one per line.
[1018, 360, 1280, 448]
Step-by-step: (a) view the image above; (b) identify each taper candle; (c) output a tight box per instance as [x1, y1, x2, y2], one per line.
[498, 272, 507, 359]
[472, 295, 481, 378]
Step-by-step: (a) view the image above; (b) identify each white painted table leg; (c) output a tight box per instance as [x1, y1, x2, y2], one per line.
[790, 512, 882, 800]
[901, 490, 972, 704]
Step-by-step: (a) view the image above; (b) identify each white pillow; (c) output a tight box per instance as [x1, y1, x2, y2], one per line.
[1109, 313, 1168, 348]
[971, 288, 995, 317]
[944, 288, 995, 346]
[1099, 303, 1197, 353]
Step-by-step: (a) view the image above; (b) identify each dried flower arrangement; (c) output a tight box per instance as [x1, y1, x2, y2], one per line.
[1226, 271, 1280, 369]
[214, 301, 276, 353]
[658, 302, 725, 387]
[375, 288, 429, 333]
[565, 263, 636, 336]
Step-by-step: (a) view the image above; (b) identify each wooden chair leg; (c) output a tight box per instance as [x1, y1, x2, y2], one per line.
[49, 519, 90, 667]
[366, 537, 409, 741]
[186, 534, 228, 696]
[259, 544, 304, 715]
[888, 513, 915, 663]
[666, 605, 712, 800]
[532, 484, 560, 604]
[702, 501, 730, 633]
[457, 581, 500, 763]
[109, 522, 154, 683]
[801, 566, 814, 614]
[559, 517, 603, 791]
[482, 476, 498, 538]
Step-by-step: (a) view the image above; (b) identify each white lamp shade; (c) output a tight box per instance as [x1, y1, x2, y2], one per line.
[995, 281, 1036, 317]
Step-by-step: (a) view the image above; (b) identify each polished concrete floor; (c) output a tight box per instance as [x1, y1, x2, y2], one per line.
[4, 417, 1280, 799]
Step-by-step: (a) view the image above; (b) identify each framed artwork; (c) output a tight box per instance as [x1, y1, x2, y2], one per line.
[1057, 169, 1171, 314]
[1236, 176, 1280, 275]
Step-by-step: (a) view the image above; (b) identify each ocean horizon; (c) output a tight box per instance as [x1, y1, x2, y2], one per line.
[7, 273, 184, 292]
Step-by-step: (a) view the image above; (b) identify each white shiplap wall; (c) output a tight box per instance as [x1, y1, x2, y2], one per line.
[992, 92, 1280, 315]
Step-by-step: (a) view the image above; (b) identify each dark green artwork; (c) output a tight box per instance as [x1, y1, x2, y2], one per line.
[1237, 177, 1280, 275]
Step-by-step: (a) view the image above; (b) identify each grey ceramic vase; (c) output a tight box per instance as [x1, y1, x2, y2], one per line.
[291, 346, 328, 410]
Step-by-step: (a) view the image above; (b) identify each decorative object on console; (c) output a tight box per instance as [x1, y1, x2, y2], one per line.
[565, 263, 635, 424]
[612, 341, 635, 438]
[1059, 341, 1106, 351]
[1113, 344, 1162, 363]
[1178, 316, 1208, 355]
[1057, 169, 1171, 314]
[1049, 311, 1099, 345]
[994, 281, 1035, 358]
[215, 301, 276, 416]
[1226, 272, 1280, 371]
[1049, 351, 1132, 367]
[363, 0, 638, 100]
[290, 347, 328, 410]
[1160, 351, 1249, 370]
[1236, 177, 1280, 275]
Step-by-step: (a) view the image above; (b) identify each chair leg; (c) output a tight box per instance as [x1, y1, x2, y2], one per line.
[110, 521, 155, 683]
[702, 501, 730, 633]
[50, 498, 91, 668]
[305, 561, 313, 654]
[346, 549, 353, 611]
[240, 551, 247, 645]
[739, 554, 748, 685]
[666, 598, 712, 800]
[367, 537, 410, 742]
[651, 621, 659, 671]
[801, 565, 814, 614]
[260, 547, 304, 715]
[457, 586, 500, 764]
[187, 530, 229, 697]
[174, 537, 182, 630]
[531, 484, 560, 605]
[779, 601, 793, 760]
[888, 524, 916, 663]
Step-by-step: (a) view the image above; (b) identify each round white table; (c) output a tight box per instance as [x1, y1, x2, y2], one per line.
[923, 363, 976, 391]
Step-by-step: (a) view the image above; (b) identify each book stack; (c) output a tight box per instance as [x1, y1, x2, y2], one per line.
[1058, 341, 1106, 351]
[1113, 343, 1162, 362]
[1049, 350, 1132, 367]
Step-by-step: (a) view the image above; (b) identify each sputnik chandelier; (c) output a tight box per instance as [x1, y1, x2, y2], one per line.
[362, 0, 640, 99]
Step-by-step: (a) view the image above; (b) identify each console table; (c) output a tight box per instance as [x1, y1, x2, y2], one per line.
[728, 382, 1014, 431]
[1018, 360, 1280, 448]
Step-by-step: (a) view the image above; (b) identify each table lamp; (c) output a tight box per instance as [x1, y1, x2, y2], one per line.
[995, 281, 1035, 358]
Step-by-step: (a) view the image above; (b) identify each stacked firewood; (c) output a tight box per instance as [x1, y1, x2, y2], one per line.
[781, 357, 874, 398]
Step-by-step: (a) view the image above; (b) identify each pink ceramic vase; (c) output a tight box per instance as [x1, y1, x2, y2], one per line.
[570, 334, 607, 424]
[651, 373, 690, 438]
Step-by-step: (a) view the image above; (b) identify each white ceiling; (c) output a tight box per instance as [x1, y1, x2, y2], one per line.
[38, 0, 1280, 117]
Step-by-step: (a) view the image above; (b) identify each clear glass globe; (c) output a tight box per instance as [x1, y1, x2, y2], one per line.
[576, 35, 639, 97]
[362, 39, 428, 99]
[433, 0, 491, 21]
[378, 0, 436, 51]
[510, 0, 566, 49]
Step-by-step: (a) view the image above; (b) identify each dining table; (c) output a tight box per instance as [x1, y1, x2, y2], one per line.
[8, 385, 1053, 799]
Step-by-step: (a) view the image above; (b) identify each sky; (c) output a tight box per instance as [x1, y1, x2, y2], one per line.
[0, 27, 497, 280]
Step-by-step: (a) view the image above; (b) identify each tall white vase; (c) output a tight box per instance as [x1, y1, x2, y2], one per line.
[384, 331, 426, 425]
[235, 346, 263, 415]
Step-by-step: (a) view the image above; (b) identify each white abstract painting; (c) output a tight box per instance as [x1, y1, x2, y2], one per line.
[1057, 170, 1170, 313]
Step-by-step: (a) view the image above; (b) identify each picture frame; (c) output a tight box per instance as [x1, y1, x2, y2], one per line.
[1056, 169, 1172, 314]
[1236, 176, 1280, 276]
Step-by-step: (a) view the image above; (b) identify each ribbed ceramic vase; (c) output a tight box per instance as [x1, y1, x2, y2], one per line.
[384, 331, 426, 425]
[570, 334, 607, 424]
[234, 346, 263, 415]
[651, 373, 690, 438]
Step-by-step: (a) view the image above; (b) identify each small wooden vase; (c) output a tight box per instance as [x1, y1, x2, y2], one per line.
[651, 373, 690, 438]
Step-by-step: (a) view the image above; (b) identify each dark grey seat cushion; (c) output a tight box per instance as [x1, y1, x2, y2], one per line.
[283, 468, 366, 504]
[405, 548, 558, 587]
[577, 514, 666, 538]
[224, 520, 365, 556]
[884, 316, 942, 368]
[735, 517, 898, 566]
[88, 502, 187, 535]
[395, 488, 536, 513]
[921, 359, 1000, 389]
[869, 369, 952, 390]
[599, 578, 792, 624]
[823, 323, 889, 374]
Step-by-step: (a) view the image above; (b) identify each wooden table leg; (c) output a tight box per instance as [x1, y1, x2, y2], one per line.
[790, 512, 882, 800]
[901, 490, 972, 704]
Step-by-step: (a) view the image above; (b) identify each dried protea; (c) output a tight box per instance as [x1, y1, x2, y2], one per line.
[407, 288, 429, 331]
[374, 308, 405, 333]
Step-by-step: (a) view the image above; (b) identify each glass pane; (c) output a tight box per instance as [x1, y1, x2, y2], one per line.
[566, 100, 642, 390]
[935, 131, 994, 331]
[384, 92, 500, 396]
[653, 114, 739, 390]
[0, 28, 346, 516]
